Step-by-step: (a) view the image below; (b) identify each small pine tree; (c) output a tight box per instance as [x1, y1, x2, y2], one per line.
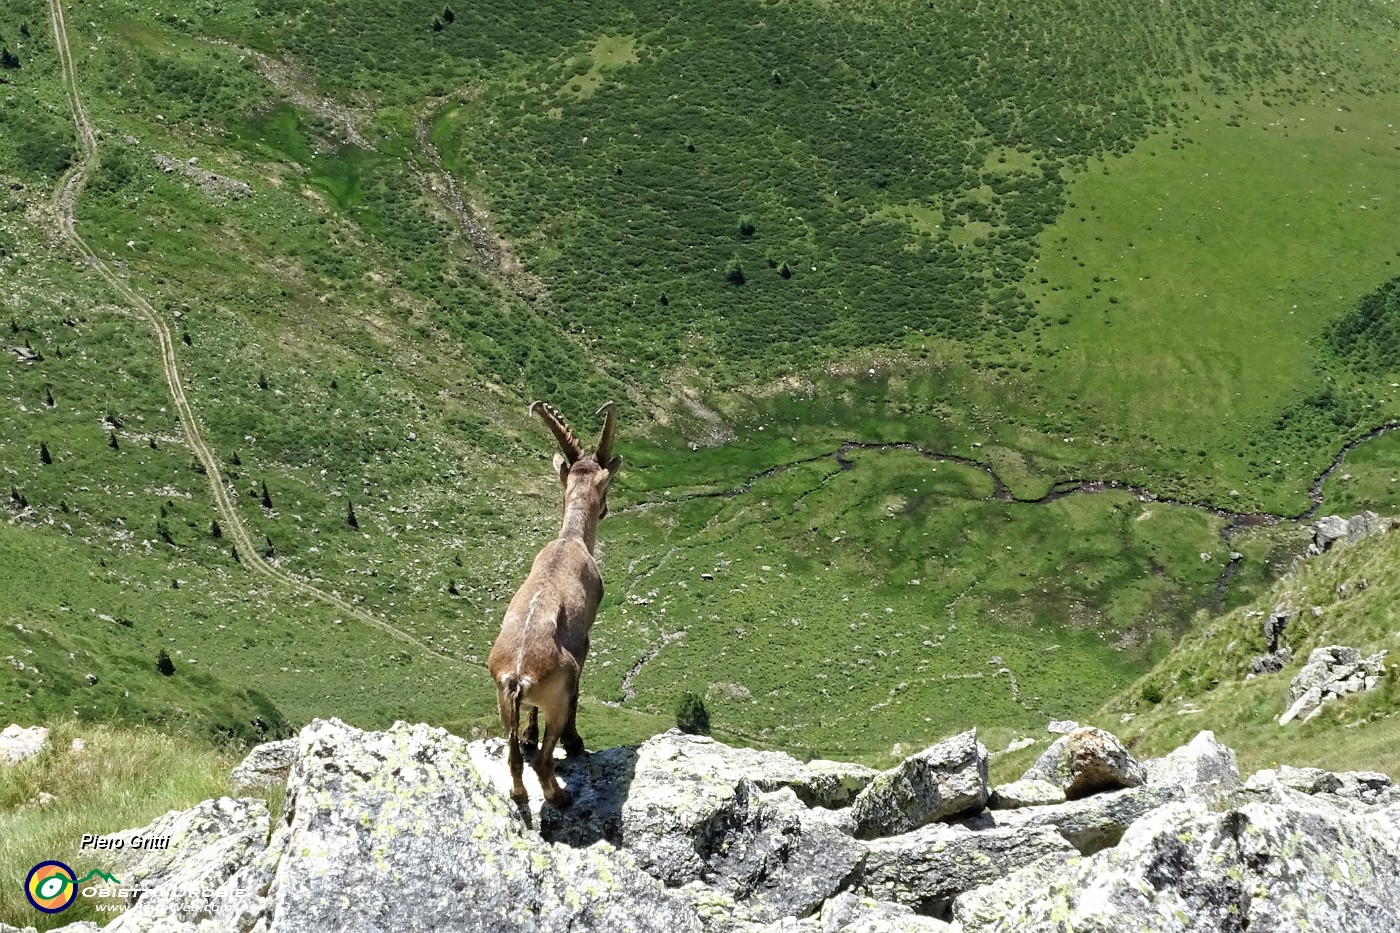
[448, 579, 460, 596]
[20, 24, 30, 38]
[676, 691, 711, 735]
[0, 48, 19, 71]
[210, 517, 222, 539]
[257, 373, 269, 390]
[40, 441, 52, 465]
[181, 331, 192, 346]
[45, 386, 54, 407]
[109, 432, 119, 450]
[156, 649, 175, 677]
[724, 258, 746, 285]
[738, 215, 756, 237]
[231, 545, 240, 563]
[778, 261, 792, 279]
[347, 500, 359, 529]
[149, 437, 158, 449]
[659, 292, 669, 307]
[230, 450, 241, 466]
[442, 6, 455, 23]
[262, 536, 275, 558]
[330, 378, 339, 390]
[157, 519, 174, 545]
[431, 18, 443, 31]
[261, 480, 273, 509]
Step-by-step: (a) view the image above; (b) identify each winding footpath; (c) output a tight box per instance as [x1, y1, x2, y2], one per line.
[45, 0, 447, 663]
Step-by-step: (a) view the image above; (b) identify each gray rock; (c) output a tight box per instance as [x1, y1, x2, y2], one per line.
[1310, 511, 1388, 555]
[1046, 720, 1079, 734]
[848, 731, 988, 839]
[989, 779, 1064, 810]
[244, 719, 700, 933]
[1, 925, 99, 933]
[1248, 651, 1287, 675]
[468, 732, 878, 842]
[1020, 727, 1146, 799]
[103, 796, 270, 933]
[794, 759, 880, 809]
[1, 724, 48, 765]
[1142, 730, 1240, 803]
[818, 892, 955, 931]
[1246, 766, 1397, 809]
[1279, 645, 1387, 724]
[1313, 514, 1351, 551]
[469, 731, 861, 921]
[952, 852, 1080, 930]
[955, 798, 1400, 932]
[961, 783, 1181, 855]
[229, 738, 298, 791]
[856, 823, 1074, 914]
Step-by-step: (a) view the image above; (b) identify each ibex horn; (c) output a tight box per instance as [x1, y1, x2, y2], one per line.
[595, 401, 618, 465]
[529, 401, 585, 464]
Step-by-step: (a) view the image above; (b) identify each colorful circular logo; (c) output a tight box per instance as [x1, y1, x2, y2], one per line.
[25, 861, 77, 913]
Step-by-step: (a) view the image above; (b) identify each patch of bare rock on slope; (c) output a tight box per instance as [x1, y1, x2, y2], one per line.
[8, 722, 1400, 933]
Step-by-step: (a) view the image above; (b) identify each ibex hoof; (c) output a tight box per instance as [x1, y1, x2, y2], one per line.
[546, 788, 572, 809]
[510, 788, 529, 807]
[563, 737, 586, 757]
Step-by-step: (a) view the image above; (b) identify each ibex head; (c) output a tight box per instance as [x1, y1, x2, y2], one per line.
[529, 401, 622, 518]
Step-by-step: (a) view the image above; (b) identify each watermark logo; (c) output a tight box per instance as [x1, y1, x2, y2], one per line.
[24, 862, 122, 914]
[25, 861, 77, 914]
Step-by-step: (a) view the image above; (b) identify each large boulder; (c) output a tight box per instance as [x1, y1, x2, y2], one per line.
[848, 730, 988, 839]
[466, 732, 877, 845]
[855, 823, 1075, 914]
[1, 724, 48, 765]
[229, 738, 297, 791]
[989, 779, 1064, 810]
[466, 731, 865, 922]
[1020, 727, 1146, 799]
[1279, 645, 1388, 725]
[955, 797, 1400, 932]
[817, 892, 956, 932]
[960, 784, 1180, 855]
[1142, 730, 1240, 803]
[172, 719, 701, 933]
[102, 797, 271, 932]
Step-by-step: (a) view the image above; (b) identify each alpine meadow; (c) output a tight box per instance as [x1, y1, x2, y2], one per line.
[3, 0, 1400, 833]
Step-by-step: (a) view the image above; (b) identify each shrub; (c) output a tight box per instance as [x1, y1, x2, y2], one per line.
[676, 691, 711, 735]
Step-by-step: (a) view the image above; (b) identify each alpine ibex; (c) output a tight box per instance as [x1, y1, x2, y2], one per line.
[487, 401, 620, 808]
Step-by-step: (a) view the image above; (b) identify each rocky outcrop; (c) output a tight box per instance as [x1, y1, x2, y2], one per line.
[25, 723, 1400, 933]
[1279, 645, 1388, 725]
[847, 730, 988, 839]
[0, 724, 48, 764]
[988, 779, 1063, 810]
[954, 797, 1400, 932]
[229, 737, 297, 790]
[1308, 510, 1389, 555]
[1019, 726, 1146, 799]
[855, 824, 1074, 914]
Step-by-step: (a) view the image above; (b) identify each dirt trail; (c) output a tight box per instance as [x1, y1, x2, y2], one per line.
[45, 0, 446, 663]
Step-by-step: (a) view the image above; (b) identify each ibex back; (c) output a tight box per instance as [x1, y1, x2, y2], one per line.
[487, 400, 620, 808]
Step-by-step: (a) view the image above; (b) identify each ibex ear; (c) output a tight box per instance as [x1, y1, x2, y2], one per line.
[553, 453, 570, 486]
[605, 455, 623, 476]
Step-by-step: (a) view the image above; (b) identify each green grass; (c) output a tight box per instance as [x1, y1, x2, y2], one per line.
[3, 0, 1400, 773]
[1106, 518, 1400, 777]
[0, 721, 267, 931]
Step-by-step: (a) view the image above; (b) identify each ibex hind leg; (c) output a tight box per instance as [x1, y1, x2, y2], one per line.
[498, 681, 528, 806]
[522, 706, 540, 758]
[562, 676, 586, 758]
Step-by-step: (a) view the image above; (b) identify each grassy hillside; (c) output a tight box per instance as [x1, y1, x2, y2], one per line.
[1105, 518, 1400, 779]
[1, 0, 1399, 765]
